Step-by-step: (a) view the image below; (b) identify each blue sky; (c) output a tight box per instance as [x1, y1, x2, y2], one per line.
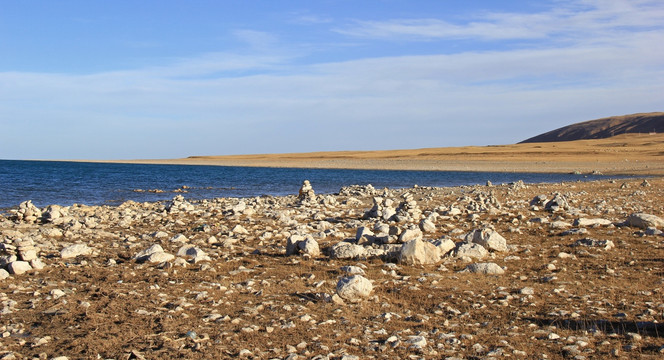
[1, 0, 662, 160]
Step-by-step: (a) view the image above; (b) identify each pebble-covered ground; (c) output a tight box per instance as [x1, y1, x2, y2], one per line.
[1, 177, 663, 360]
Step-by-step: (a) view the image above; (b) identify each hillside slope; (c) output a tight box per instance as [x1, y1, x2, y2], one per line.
[520, 112, 664, 143]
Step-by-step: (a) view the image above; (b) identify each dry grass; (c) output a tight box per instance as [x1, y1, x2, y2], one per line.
[94, 133, 664, 175]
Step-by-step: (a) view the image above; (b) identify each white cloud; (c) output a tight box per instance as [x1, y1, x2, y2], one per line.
[335, 0, 664, 42]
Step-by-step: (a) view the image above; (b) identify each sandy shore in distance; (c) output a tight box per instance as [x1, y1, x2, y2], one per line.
[99, 133, 664, 175]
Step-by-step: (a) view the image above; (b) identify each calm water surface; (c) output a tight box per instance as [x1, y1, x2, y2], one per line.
[0, 160, 618, 210]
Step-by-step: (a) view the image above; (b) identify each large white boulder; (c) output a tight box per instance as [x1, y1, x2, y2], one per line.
[398, 239, 441, 265]
[465, 228, 508, 252]
[336, 275, 373, 302]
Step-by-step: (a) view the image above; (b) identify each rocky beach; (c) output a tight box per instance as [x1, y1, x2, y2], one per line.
[1, 175, 663, 359]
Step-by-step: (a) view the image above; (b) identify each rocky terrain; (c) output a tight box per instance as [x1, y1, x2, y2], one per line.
[520, 112, 664, 143]
[1, 177, 664, 359]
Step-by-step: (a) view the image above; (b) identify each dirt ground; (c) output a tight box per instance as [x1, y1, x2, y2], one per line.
[1, 176, 664, 359]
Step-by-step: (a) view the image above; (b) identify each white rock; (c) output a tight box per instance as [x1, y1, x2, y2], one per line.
[30, 258, 46, 270]
[464, 262, 505, 275]
[574, 218, 613, 227]
[152, 231, 169, 239]
[133, 244, 164, 259]
[550, 221, 572, 229]
[340, 266, 365, 275]
[170, 234, 188, 243]
[336, 275, 373, 302]
[50, 289, 66, 299]
[626, 213, 664, 229]
[406, 335, 427, 348]
[60, 244, 93, 259]
[0, 269, 10, 280]
[465, 228, 507, 252]
[177, 245, 211, 262]
[355, 226, 374, 241]
[573, 238, 615, 250]
[286, 234, 304, 256]
[19, 248, 38, 262]
[454, 242, 488, 260]
[232, 225, 249, 235]
[398, 239, 441, 265]
[329, 242, 367, 259]
[146, 252, 175, 263]
[7, 261, 32, 275]
[41, 228, 63, 237]
[298, 237, 320, 257]
[420, 218, 436, 233]
[435, 238, 456, 256]
[398, 228, 423, 243]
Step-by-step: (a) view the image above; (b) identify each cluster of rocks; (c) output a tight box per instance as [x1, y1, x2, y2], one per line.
[0, 236, 47, 279]
[1, 177, 663, 359]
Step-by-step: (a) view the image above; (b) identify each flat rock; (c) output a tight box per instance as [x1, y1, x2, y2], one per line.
[60, 244, 93, 259]
[146, 252, 175, 263]
[329, 242, 366, 259]
[464, 262, 505, 275]
[574, 218, 613, 227]
[454, 242, 489, 260]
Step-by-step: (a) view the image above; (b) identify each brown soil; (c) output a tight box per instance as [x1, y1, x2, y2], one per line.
[1, 177, 664, 359]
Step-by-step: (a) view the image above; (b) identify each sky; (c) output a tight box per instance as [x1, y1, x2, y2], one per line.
[1, 0, 663, 160]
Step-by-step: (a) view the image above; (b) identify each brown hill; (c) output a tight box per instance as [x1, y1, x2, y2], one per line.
[520, 112, 664, 143]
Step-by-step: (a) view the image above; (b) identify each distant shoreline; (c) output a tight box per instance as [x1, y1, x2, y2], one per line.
[58, 133, 664, 176]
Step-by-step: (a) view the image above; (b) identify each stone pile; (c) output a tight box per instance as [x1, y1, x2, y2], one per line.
[297, 180, 316, 205]
[0, 238, 46, 277]
[12, 200, 42, 223]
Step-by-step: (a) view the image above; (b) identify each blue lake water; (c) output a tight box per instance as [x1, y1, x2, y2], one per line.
[0, 159, 620, 210]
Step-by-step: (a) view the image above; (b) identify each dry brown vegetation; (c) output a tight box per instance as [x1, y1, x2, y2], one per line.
[1, 177, 664, 359]
[103, 133, 664, 175]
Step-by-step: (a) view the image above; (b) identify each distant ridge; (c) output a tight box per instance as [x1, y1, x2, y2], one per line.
[520, 112, 664, 143]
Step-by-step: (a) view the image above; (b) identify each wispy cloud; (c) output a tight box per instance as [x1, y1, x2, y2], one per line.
[334, 0, 664, 42]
